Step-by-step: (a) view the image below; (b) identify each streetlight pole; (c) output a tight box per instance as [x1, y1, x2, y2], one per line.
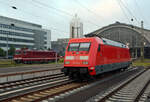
[141, 21, 144, 62]
[55, 52, 57, 64]
[6, 6, 17, 59]
[130, 18, 136, 58]
[6, 33, 8, 59]
[130, 19, 145, 60]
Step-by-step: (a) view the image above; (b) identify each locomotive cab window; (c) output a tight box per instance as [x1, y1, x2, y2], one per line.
[68, 43, 79, 51]
[79, 42, 91, 51]
[68, 42, 91, 51]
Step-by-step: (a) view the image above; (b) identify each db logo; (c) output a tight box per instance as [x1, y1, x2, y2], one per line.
[74, 56, 79, 60]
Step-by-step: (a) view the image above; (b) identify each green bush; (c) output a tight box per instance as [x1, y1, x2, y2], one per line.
[58, 58, 64, 63]
[8, 46, 16, 56]
[0, 48, 6, 57]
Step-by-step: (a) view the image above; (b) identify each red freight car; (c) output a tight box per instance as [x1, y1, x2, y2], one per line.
[14, 48, 59, 64]
[62, 37, 131, 79]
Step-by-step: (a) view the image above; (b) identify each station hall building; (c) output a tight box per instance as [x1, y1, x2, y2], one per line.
[85, 22, 150, 58]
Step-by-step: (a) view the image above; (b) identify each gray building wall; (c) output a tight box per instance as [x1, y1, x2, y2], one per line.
[0, 16, 41, 29]
[33, 30, 45, 50]
[43, 29, 51, 49]
[0, 16, 51, 50]
[51, 38, 69, 56]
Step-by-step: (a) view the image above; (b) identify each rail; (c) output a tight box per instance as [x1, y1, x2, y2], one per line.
[98, 68, 149, 102]
[0, 77, 72, 102]
[0, 67, 62, 83]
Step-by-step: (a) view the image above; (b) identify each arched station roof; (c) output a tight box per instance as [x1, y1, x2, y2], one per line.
[85, 22, 150, 48]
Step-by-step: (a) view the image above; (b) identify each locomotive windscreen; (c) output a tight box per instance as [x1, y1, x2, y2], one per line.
[68, 42, 91, 51]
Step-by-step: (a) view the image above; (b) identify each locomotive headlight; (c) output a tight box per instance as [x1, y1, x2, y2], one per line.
[65, 61, 70, 64]
[89, 67, 95, 72]
[90, 67, 94, 70]
[83, 61, 88, 64]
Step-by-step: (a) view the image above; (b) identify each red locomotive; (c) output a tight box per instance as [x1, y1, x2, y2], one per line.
[14, 48, 59, 64]
[62, 37, 131, 79]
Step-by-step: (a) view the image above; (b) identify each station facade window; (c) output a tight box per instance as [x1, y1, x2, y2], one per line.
[0, 30, 33, 38]
[0, 23, 33, 33]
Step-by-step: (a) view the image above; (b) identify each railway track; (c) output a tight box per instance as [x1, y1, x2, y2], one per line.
[0, 73, 64, 90]
[0, 67, 62, 83]
[0, 72, 70, 101]
[87, 68, 150, 102]
[0, 67, 146, 102]
[0, 79, 87, 102]
[9, 81, 85, 102]
[138, 81, 150, 102]
[0, 73, 65, 94]
[40, 67, 142, 102]
[0, 66, 87, 102]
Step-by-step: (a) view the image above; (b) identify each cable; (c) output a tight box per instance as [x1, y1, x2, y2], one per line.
[31, 0, 100, 28]
[119, 0, 140, 24]
[32, 0, 73, 17]
[116, 0, 131, 23]
[0, 1, 69, 38]
[1, 0, 101, 39]
[133, 0, 149, 24]
[73, 0, 104, 21]
[26, 0, 100, 29]
[26, 0, 71, 20]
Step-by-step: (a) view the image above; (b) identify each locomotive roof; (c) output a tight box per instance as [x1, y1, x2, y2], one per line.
[69, 37, 127, 48]
[102, 38, 127, 48]
[16, 49, 56, 52]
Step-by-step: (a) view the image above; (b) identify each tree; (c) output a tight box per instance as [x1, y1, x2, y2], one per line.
[8, 46, 16, 56]
[0, 48, 5, 57]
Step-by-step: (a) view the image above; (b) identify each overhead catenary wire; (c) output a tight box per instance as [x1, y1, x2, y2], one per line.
[118, 0, 140, 24]
[116, 0, 131, 23]
[32, 0, 74, 17]
[133, 0, 149, 24]
[31, 0, 101, 28]
[26, 0, 72, 20]
[27, 0, 100, 30]
[0, 1, 69, 37]
[73, 0, 104, 21]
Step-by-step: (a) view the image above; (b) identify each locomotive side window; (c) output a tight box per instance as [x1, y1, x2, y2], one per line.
[68, 43, 79, 51]
[79, 43, 91, 51]
[98, 44, 100, 51]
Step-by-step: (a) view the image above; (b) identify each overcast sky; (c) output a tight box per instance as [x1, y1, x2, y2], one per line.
[0, 0, 150, 41]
